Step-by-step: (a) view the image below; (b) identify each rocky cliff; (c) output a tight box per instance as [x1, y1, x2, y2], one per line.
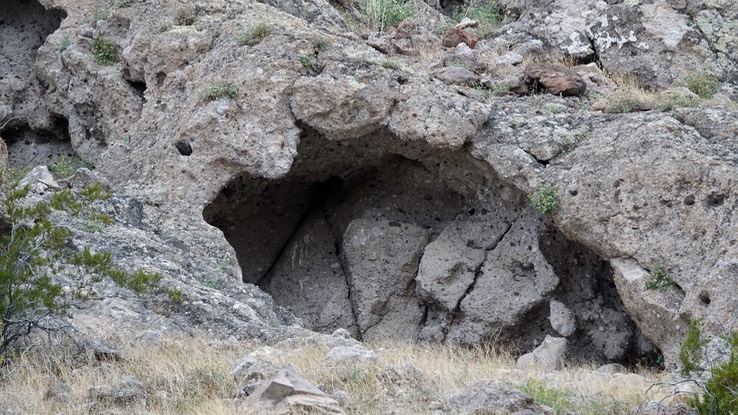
[1, 0, 737, 370]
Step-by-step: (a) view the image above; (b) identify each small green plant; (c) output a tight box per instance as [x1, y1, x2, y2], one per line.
[116, 0, 132, 8]
[211, 26, 223, 39]
[91, 38, 117, 65]
[520, 378, 573, 413]
[544, 103, 565, 114]
[49, 155, 94, 180]
[167, 288, 184, 305]
[452, 0, 503, 37]
[79, 182, 112, 201]
[645, 265, 677, 291]
[200, 82, 237, 102]
[158, 21, 172, 32]
[299, 53, 317, 70]
[380, 58, 398, 69]
[529, 182, 558, 215]
[605, 95, 643, 113]
[59, 37, 71, 52]
[238, 23, 270, 46]
[202, 279, 221, 290]
[91, 9, 111, 22]
[124, 270, 163, 294]
[681, 73, 720, 99]
[175, 9, 197, 26]
[360, 0, 414, 32]
[50, 189, 83, 216]
[654, 91, 699, 111]
[680, 318, 705, 376]
[312, 36, 330, 52]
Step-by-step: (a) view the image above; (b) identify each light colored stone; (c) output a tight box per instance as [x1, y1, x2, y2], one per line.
[517, 336, 568, 371]
[324, 345, 378, 366]
[242, 365, 346, 415]
[549, 300, 576, 337]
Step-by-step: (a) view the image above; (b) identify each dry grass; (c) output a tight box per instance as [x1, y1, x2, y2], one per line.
[0, 334, 676, 415]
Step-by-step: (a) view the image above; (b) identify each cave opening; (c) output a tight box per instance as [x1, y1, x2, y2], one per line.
[1, 116, 79, 169]
[203, 127, 662, 366]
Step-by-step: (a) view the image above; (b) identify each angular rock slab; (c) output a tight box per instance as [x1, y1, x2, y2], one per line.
[448, 213, 558, 345]
[522, 64, 587, 97]
[242, 365, 346, 415]
[416, 214, 513, 311]
[342, 215, 428, 342]
[263, 215, 357, 336]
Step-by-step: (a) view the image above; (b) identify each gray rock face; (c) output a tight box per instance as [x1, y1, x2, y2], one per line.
[2, 0, 734, 373]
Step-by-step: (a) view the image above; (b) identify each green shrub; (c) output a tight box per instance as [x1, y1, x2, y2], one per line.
[202, 279, 221, 290]
[91, 38, 117, 65]
[654, 91, 699, 111]
[682, 73, 720, 99]
[211, 26, 223, 39]
[79, 182, 112, 201]
[680, 318, 738, 415]
[200, 82, 237, 102]
[238, 23, 270, 46]
[604, 95, 643, 113]
[680, 318, 705, 377]
[452, 0, 503, 37]
[529, 182, 558, 215]
[116, 0, 132, 8]
[0, 186, 69, 358]
[360, 0, 414, 32]
[645, 265, 677, 291]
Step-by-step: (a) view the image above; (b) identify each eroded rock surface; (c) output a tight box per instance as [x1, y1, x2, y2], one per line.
[2, 0, 737, 371]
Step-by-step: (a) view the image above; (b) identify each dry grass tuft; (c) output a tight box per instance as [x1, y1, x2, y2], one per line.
[0, 334, 675, 415]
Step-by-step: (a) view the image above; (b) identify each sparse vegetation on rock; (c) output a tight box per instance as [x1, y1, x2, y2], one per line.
[91, 38, 117, 65]
[200, 82, 237, 102]
[360, 0, 413, 32]
[238, 23, 270, 46]
[529, 182, 558, 214]
[645, 265, 677, 291]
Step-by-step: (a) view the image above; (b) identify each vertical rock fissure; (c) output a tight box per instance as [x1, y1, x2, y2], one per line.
[448, 221, 515, 324]
[333, 237, 362, 341]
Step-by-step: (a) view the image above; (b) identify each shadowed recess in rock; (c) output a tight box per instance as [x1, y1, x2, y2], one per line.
[0, 0, 66, 123]
[2, 117, 77, 168]
[203, 127, 660, 366]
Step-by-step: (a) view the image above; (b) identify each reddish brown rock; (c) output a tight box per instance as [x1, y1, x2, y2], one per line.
[522, 64, 587, 97]
[442, 28, 478, 49]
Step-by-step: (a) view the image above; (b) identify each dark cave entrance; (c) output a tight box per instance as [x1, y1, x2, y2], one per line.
[203, 127, 661, 366]
[1, 116, 77, 169]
